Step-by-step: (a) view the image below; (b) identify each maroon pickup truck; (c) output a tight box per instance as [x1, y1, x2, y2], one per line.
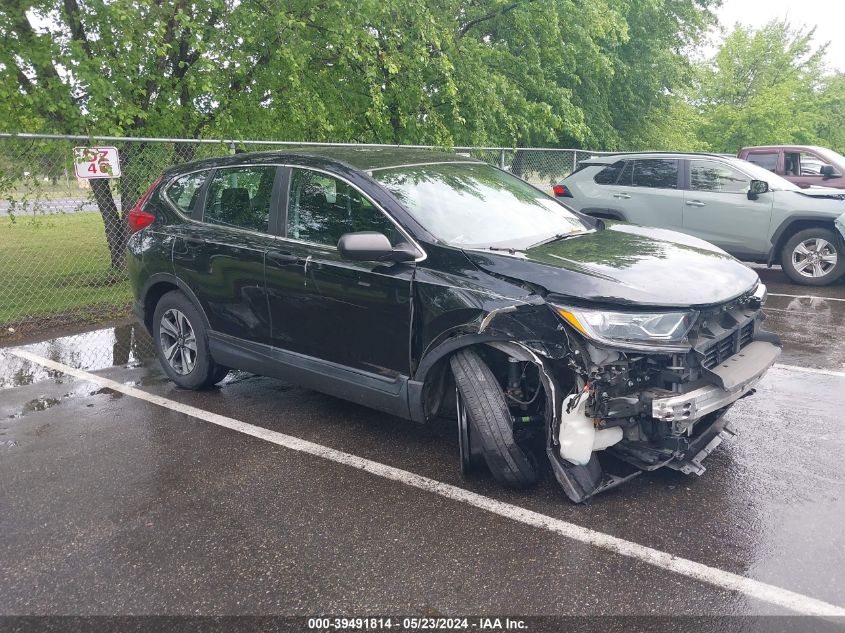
[738, 145, 845, 189]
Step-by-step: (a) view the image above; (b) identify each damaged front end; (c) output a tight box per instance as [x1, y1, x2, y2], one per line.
[544, 283, 781, 503]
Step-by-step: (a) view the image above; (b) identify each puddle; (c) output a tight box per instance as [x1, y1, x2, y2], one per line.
[22, 396, 60, 414]
[0, 323, 156, 389]
[764, 295, 845, 370]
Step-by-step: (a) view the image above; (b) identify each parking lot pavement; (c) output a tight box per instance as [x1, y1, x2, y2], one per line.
[752, 266, 845, 371]
[1, 268, 844, 618]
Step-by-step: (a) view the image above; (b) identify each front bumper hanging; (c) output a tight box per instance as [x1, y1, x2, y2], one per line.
[548, 336, 781, 504]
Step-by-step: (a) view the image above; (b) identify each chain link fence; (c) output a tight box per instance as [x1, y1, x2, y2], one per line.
[0, 133, 608, 352]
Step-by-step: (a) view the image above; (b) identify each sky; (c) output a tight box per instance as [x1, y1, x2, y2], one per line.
[714, 0, 845, 71]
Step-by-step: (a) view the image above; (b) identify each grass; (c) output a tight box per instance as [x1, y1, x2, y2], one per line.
[0, 212, 132, 331]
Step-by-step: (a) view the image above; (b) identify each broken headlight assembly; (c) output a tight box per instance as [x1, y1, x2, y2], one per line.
[553, 305, 698, 353]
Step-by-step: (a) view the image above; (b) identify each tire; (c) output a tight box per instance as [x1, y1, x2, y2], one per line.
[152, 290, 227, 390]
[450, 349, 540, 488]
[211, 364, 231, 384]
[781, 228, 845, 286]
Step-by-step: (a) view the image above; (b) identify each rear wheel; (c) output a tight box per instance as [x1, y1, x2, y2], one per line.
[781, 228, 845, 286]
[153, 290, 228, 390]
[450, 349, 540, 488]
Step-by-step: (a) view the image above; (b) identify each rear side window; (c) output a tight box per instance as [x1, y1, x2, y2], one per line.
[630, 159, 678, 189]
[746, 152, 778, 172]
[593, 161, 625, 185]
[203, 166, 276, 233]
[166, 172, 207, 216]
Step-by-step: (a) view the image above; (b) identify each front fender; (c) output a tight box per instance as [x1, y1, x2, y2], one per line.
[836, 211, 845, 243]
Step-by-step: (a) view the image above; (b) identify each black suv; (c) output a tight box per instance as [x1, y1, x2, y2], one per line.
[127, 148, 781, 502]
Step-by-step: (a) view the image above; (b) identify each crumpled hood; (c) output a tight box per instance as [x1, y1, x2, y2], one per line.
[464, 222, 759, 308]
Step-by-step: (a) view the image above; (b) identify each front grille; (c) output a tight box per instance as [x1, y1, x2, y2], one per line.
[701, 321, 755, 370]
[739, 321, 754, 346]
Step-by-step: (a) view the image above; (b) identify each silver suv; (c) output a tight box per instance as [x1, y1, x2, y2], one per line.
[558, 153, 845, 286]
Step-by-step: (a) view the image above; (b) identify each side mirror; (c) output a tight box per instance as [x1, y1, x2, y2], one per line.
[747, 179, 769, 200]
[337, 231, 418, 263]
[821, 164, 841, 179]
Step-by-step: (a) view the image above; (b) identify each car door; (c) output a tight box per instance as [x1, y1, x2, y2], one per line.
[264, 166, 415, 378]
[608, 158, 683, 228]
[682, 159, 773, 257]
[171, 165, 282, 345]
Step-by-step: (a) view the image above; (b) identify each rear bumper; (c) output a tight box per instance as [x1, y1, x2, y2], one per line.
[651, 340, 780, 424]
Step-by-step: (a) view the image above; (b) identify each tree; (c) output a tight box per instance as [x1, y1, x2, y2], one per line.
[693, 20, 832, 153]
[566, 0, 718, 151]
[814, 72, 845, 153]
[1, 0, 244, 267]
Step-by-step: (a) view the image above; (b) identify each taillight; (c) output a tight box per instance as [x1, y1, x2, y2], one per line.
[127, 176, 163, 233]
[553, 184, 573, 198]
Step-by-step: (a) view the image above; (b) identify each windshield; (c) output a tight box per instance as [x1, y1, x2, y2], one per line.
[371, 162, 588, 249]
[731, 158, 799, 191]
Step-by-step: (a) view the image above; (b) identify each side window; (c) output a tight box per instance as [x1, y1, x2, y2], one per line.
[287, 168, 401, 247]
[593, 161, 625, 185]
[631, 159, 678, 189]
[746, 152, 778, 172]
[166, 172, 207, 216]
[690, 160, 750, 194]
[617, 160, 634, 186]
[788, 151, 825, 177]
[204, 166, 275, 232]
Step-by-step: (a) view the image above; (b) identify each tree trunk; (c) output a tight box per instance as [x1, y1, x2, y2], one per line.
[90, 178, 127, 270]
[119, 142, 143, 221]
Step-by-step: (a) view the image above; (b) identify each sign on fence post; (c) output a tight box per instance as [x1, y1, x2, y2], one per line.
[73, 146, 121, 179]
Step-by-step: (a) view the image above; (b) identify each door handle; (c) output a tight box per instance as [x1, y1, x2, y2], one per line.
[613, 193, 631, 199]
[685, 200, 705, 207]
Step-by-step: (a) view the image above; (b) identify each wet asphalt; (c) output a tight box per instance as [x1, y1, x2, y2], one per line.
[1, 265, 844, 618]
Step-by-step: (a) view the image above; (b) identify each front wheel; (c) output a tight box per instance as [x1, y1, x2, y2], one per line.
[450, 349, 540, 488]
[153, 290, 228, 390]
[781, 228, 845, 286]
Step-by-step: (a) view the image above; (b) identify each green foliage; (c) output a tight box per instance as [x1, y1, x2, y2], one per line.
[4, 3, 840, 155]
[0, 0, 718, 149]
[693, 20, 845, 153]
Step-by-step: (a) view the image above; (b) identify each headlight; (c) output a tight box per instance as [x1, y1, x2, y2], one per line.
[553, 305, 698, 351]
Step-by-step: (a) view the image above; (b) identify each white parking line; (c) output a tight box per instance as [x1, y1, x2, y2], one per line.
[768, 292, 845, 303]
[10, 349, 845, 617]
[775, 363, 845, 378]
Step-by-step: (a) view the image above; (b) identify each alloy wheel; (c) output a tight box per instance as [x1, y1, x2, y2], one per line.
[158, 308, 197, 375]
[792, 238, 838, 278]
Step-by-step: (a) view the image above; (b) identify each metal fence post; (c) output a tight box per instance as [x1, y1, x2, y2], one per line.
[499, 149, 506, 169]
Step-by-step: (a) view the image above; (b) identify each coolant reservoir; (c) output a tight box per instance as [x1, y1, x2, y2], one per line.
[559, 392, 623, 466]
